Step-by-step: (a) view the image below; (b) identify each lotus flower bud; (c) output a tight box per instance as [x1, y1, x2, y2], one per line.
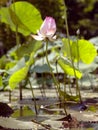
[31, 17, 56, 41]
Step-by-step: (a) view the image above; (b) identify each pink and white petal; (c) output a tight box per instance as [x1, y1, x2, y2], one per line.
[45, 28, 56, 37]
[37, 30, 43, 37]
[52, 35, 56, 40]
[31, 34, 44, 41]
[48, 35, 56, 41]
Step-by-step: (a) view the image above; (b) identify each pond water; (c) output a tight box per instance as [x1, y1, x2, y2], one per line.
[0, 88, 98, 130]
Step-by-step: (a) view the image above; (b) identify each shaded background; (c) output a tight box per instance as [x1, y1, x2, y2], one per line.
[0, 0, 98, 56]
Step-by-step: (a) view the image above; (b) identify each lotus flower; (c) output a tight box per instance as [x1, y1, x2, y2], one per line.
[31, 17, 56, 41]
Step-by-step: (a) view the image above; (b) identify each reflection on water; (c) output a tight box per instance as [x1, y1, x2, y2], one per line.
[11, 105, 35, 118]
[11, 102, 98, 130]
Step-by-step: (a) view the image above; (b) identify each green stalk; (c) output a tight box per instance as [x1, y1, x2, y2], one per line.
[55, 61, 61, 90]
[12, 0, 23, 102]
[45, 40, 59, 91]
[28, 78, 38, 115]
[62, 0, 82, 103]
[45, 40, 68, 115]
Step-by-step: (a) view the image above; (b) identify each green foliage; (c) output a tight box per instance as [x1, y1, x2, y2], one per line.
[9, 65, 28, 90]
[9, 52, 34, 90]
[76, 39, 97, 64]
[15, 40, 42, 59]
[0, 76, 3, 87]
[57, 57, 82, 79]
[0, 56, 8, 69]
[62, 38, 97, 64]
[0, 1, 43, 36]
[8, 39, 43, 89]
[8, 58, 26, 74]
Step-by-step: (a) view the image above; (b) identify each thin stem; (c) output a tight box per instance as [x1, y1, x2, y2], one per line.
[55, 61, 61, 90]
[63, 0, 82, 103]
[76, 29, 80, 69]
[45, 40, 68, 115]
[9, 90, 12, 102]
[19, 84, 22, 100]
[45, 40, 59, 92]
[28, 78, 38, 115]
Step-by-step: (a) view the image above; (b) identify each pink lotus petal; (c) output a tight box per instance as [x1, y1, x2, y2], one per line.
[40, 17, 56, 38]
[31, 34, 44, 41]
[31, 17, 56, 41]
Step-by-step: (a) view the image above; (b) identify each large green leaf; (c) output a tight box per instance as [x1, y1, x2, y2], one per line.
[0, 1, 42, 35]
[9, 52, 35, 90]
[62, 38, 73, 58]
[8, 58, 26, 74]
[78, 39, 97, 64]
[57, 57, 82, 79]
[9, 66, 28, 90]
[62, 38, 97, 64]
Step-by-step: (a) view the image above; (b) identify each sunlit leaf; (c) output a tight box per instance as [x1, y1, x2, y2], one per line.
[62, 38, 73, 58]
[78, 39, 97, 64]
[62, 38, 97, 64]
[0, 1, 43, 35]
[57, 57, 82, 79]
[9, 65, 29, 90]
[9, 52, 35, 89]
